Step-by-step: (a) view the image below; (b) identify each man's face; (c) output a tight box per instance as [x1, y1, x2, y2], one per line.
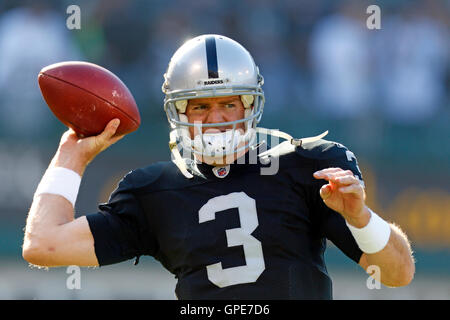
[184, 95, 247, 165]
[185, 95, 245, 138]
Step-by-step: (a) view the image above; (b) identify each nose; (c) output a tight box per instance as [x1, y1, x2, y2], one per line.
[205, 107, 225, 124]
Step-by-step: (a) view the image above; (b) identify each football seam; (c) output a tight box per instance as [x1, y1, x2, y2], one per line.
[67, 119, 90, 135]
[40, 72, 140, 127]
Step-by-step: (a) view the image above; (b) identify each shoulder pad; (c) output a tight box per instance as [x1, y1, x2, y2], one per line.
[119, 160, 206, 194]
[118, 161, 171, 191]
[295, 139, 351, 161]
[297, 139, 363, 181]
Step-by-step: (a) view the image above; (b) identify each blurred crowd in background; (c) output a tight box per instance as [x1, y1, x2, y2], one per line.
[0, 0, 448, 255]
[0, 0, 448, 139]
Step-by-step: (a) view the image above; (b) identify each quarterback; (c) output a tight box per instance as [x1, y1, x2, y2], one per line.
[23, 35, 414, 299]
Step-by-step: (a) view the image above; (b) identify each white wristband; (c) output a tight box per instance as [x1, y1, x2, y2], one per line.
[346, 208, 391, 254]
[34, 167, 82, 207]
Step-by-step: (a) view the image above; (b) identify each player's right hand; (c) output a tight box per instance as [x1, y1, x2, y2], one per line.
[52, 119, 124, 176]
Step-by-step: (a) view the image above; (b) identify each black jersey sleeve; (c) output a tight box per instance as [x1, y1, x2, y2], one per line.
[85, 172, 158, 266]
[313, 141, 364, 264]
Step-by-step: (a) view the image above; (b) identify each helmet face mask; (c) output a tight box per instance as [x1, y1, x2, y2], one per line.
[162, 34, 265, 164]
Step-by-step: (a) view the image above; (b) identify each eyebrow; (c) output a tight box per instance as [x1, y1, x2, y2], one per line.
[189, 98, 240, 106]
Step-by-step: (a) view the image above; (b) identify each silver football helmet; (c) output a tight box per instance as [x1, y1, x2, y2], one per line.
[162, 34, 265, 166]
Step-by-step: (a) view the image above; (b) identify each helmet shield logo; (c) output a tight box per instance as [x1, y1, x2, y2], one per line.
[212, 165, 230, 178]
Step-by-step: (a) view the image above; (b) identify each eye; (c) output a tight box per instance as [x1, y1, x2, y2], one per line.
[225, 103, 235, 108]
[192, 105, 207, 110]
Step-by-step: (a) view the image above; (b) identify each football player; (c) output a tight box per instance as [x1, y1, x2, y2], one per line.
[23, 35, 414, 299]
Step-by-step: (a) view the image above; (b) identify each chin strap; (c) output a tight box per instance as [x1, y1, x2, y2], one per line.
[169, 130, 194, 179]
[255, 128, 328, 146]
[169, 128, 329, 179]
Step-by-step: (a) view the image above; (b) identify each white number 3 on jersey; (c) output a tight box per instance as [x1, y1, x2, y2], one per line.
[198, 192, 265, 288]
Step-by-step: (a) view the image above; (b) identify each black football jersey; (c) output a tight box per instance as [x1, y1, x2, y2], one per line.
[86, 139, 364, 300]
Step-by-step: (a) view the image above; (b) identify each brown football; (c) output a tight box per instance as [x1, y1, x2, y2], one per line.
[38, 61, 140, 138]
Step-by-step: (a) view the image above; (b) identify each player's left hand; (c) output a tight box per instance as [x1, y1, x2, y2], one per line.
[313, 168, 370, 228]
